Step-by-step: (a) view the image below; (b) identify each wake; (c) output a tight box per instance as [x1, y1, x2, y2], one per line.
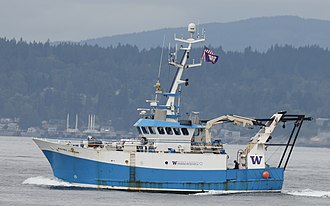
[22, 176, 96, 189]
[283, 189, 330, 198]
[193, 190, 244, 196]
[23, 177, 330, 198]
[194, 189, 330, 198]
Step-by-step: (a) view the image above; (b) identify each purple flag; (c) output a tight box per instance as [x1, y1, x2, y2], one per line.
[202, 47, 219, 64]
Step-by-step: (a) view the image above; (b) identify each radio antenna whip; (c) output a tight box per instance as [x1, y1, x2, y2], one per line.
[157, 35, 166, 80]
[154, 35, 166, 102]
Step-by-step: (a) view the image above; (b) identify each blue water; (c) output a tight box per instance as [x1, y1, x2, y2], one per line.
[0, 136, 329, 206]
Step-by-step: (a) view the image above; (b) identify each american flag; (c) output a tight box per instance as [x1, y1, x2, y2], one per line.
[201, 47, 219, 64]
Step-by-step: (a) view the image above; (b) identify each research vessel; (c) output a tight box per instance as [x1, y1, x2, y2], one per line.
[33, 23, 311, 193]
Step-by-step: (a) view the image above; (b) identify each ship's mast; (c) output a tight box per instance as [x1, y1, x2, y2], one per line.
[165, 23, 205, 117]
[141, 23, 206, 121]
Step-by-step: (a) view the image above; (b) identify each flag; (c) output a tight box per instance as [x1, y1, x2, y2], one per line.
[202, 47, 219, 64]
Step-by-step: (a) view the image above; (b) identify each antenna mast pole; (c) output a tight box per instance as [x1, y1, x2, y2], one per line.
[166, 23, 205, 116]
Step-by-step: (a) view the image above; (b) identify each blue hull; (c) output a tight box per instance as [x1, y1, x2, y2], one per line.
[43, 150, 284, 192]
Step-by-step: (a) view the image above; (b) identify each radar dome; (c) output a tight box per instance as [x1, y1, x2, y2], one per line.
[188, 23, 196, 33]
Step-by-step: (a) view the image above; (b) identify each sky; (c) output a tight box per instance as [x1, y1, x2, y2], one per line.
[1, 0, 329, 42]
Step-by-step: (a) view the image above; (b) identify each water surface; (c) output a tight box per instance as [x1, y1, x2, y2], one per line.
[0, 136, 329, 205]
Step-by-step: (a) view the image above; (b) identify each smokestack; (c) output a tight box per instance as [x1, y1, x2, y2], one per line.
[91, 114, 94, 130]
[88, 114, 90, 130]
[75, 114, 78, 130]
[93, 114, 96, 130]
[90, 114, 92, 130]
[66, 113, 69, 130]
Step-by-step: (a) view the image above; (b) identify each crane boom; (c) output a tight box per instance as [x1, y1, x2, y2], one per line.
[205, 115, 256, 143]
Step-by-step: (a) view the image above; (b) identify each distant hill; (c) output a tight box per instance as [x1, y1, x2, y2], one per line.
[80, 16, 330, 51]
[1, 37, 330, 138]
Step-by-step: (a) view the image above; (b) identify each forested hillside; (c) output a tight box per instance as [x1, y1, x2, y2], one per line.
[81, 16, 330, 51]
[1, 38, 329, 132]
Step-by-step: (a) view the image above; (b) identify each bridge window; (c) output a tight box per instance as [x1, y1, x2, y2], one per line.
[157, 127, 165, 135]
[141, 126, 149, 134]
[137, 127, 142, 134]
[173, 128, 181, 135]
[148, 127, 156, 134]
[165, 127, 173, 135]
[181, 128, 189, 136]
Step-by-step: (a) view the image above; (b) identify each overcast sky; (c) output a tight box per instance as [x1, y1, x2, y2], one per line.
[1, 0, 329, 42]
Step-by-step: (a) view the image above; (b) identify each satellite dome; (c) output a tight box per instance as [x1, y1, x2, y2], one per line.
[188, 23, 196, 33]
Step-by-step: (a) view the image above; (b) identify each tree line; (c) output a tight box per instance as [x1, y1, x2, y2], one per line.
[0, 37, 329, 132]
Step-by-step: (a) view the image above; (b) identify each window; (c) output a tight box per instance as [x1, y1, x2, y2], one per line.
[141, 127, 149, 134]
[157, 127, 165, 135]
[137, 127, 142, 134]
[173, 128, 181, 135]
[181, 128, 189, 136]
[148, 127, 156, 134]
[165, 127, 173, 135]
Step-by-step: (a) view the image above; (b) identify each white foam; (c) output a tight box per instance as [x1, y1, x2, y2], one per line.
[22, 176, 72, 187]
[284, 189, 330, 198]
[22, 176, 96, 189]
[193, 190, 245, 196]
[23, 177, 329, 198]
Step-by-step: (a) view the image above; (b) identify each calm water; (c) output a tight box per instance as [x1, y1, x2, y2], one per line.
[0, 136, 329, 206]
